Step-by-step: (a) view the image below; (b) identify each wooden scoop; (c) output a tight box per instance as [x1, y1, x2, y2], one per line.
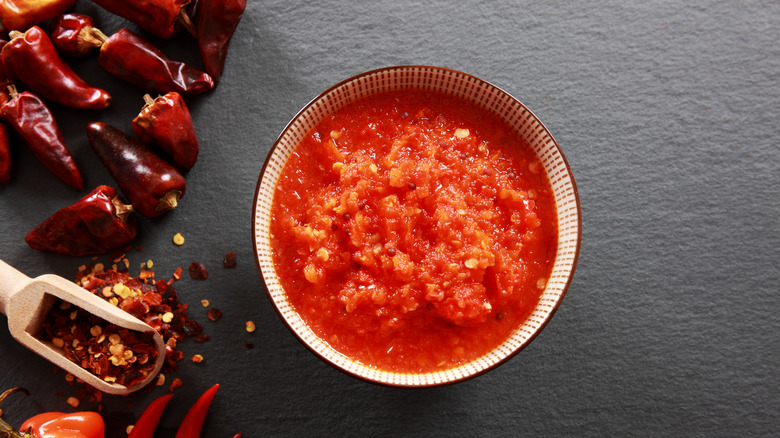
[0, 259, 165, 395]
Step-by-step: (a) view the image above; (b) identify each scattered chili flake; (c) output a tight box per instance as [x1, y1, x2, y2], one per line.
[207, 308, 222, 322]
[170, 377, 183, 392]
[191, 354, 204, 363]
[194, 334, 210, 343]
[223, 251, 237, 268]
[156, 374, 166, 386]
[67, 396, 80, 408]
[126, 425, 135, 435]
[189, 262, 209, 280]
[201, 299, 210, 307]
[173, 233, 185, 245]
[173, 266, 183, 281]
[245, 321, 256, 333]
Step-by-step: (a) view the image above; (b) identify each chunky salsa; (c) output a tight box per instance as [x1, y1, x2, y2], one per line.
[270, 89, 558, 373]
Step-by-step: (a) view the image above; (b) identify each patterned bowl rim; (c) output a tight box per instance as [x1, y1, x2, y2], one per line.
[252, 65, 582, 387]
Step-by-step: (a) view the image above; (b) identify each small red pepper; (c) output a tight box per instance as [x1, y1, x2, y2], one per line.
[127, 393, 174, 438]
[87, 121, 186, 218]
[0, 0, 78, 32]
[1, 26, 111, 110]
[132, 92, 199, 172]
[0, 84, 84, 190]
[25, 185, 138, 256]
[195, 0, 247, 84]
[49, 13, 108, 58]
[0, 387, 105, 438]
[89, 0, 195, 38]
[99, 28, 214, 95]
[174, 384, 219, 438]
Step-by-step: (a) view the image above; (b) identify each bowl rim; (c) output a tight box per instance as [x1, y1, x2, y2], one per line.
[252, 64, 582, 387]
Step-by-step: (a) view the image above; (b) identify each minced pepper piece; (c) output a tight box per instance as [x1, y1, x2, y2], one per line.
[188, 262, 208, 280]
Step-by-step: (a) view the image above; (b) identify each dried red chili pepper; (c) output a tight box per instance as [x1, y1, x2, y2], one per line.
[127, 393, 173, 438]
[99, 28, 214, 95]
[133, 92, 199, 172]
[87, 121, 186, 218]
[0, 0, 78, 32]
[0, 84, 84, 190]
[195, 0, 247, 84]
[49, 13, 108, 58]
[25, 185, 138, 256]
[0, 387, 105, 438]
[1, 26, 111, 110]
[223, 251, 237, 268]
[188, 262, 209, 280]
[89, 0, 194, 38]
[174, 384, 219, 438]
[0, 122, 10, 185]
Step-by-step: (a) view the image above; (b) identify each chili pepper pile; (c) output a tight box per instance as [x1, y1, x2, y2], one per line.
[0, 0, 247, 259]
[37, 299, 161, 388]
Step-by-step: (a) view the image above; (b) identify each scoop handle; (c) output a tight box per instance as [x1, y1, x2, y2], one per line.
[0, 259, 31, 316]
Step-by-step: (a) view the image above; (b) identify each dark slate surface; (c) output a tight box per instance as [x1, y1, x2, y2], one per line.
[1, 1, 778, 436]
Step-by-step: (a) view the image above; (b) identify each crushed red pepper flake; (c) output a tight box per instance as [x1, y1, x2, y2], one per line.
[223, 251, 237, 268]
[188, 262, 209, 280]
[170, 377, 183, 392]
[38, 262, 206, 403]
[207, 308, 222, 322]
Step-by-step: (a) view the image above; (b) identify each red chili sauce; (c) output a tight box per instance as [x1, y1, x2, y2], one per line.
[270, 89, 558, 373]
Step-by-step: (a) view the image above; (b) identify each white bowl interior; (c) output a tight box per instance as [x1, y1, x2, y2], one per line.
[253, 66, 581, 386]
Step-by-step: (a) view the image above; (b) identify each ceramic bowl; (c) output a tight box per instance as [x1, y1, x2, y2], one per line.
[252, 65, 581, 386]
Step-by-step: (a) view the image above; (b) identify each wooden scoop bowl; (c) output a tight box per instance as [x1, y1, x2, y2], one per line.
[0, 259, 165, 395]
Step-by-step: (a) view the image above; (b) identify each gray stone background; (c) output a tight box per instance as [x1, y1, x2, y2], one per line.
[0, 1, 777, 436]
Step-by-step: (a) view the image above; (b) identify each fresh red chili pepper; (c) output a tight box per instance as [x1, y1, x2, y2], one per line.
[0, 84, 84, 190]
[0, 387, 105, 438]
[1, 26, 111, 110]
[98, 28, 214, 95]
[132, 92, 199, 172]
[25, 185, 138, 256]
[0, 0, 78, 32]
[195, 0, 247, 84]
[49, 13, 108, 58]
[127, 393, 174, 438]
[174, 384, 219, 438]
[89, 0, 195, 38]
[86, 121, 186, 218]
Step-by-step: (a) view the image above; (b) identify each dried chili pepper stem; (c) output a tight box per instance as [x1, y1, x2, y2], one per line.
[178, 7, 197, 38]
[0, 387, 29, 438]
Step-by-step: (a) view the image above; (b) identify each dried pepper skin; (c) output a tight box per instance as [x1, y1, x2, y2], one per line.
[133, 92, 199, 171]
[195, 0, 247, 84]
[87, 121, 187, 218]
[89, 0, 185, 38]
[0, 0, 78, 32]
[0, 87, 83, 190]
[25, 185, 137, 256]
[49, 13, 107, 58]
[0, 42, 11, 185]
[1, 26, 111, 110]
[0, 123, 10, 184]
[99, 28, 214, 95]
